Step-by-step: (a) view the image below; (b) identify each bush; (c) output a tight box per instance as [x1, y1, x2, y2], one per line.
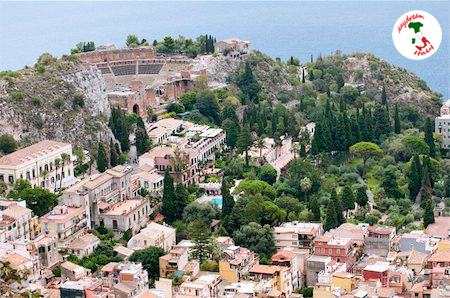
[11, 92, 23, 102]
[0, 134, 18, 154]
[298, 288, 313, 297]
[72, 93, 85, 109]
[53, 99, 64, 109]
[200, 261, 219, 272]
[31, 97, 41, 106]
[34, 63, 45, 74]
[380, 156, 396, 167]
[342, 173, 359, 185]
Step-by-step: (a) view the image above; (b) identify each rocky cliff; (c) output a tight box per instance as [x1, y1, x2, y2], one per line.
[0, 59, 114, 150]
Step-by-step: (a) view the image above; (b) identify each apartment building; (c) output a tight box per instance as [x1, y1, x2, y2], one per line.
[40, 205, 89, 248]
[272, 250, 300, 291]
[98, 197, 150, 234]
[60, 165, 134, 227]
[0, 140, 76, 192]
[127, 222, 176, 251]
[101, 262, 149, 297]
[60, 277, 111, 298]
[273, 221, 324, 252]
[146, 118, 194, 144]
[159, 247, 189, 278]
[249, 264, 292, 297]
[219, 245, 258, 283]
[365, 225, 396, 257]
[140, 120, 226, 186]
[436, 99, 450, 149]
[131, 165, 164, 197]
[313, 235, 356, 271]
[0, 200, 34, 242]
[175, 274, 222, 298]
[68, 233, 100, 258]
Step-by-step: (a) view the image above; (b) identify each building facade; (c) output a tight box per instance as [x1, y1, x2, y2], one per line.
[0, 140, 76, 192]
[435, 100, 450, 149]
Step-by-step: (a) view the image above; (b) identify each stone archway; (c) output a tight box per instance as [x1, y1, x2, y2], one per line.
[133, 104, 140, 115]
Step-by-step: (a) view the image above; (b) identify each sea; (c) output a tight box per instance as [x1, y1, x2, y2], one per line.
[0, 1, 448, 98]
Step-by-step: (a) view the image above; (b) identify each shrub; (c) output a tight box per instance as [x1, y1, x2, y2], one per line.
[33, 116, 44, 129]
[34, 63, 45, 74]
[72, 93, 85, 109]
[53, 99, 64, 109]
[31, 97, 41, 106]
[11, 92, 23, 102]
[342, 173, 359, 185]
[200, 261, 219, 272]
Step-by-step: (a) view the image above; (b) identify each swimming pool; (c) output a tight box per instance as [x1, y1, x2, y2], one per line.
[211, 197, 223, 208]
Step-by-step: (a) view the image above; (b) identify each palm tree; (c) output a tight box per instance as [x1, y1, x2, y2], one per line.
[291, 143, 301, 160]
[300, 177, 312, 203]
[169, 146, 189, 183]
[54, 158, 61, 192]
[255, 137, 266, 165]
[59, 153, 70, 192]
[209, 238, 222, 262]
[274, 133, 283, 159]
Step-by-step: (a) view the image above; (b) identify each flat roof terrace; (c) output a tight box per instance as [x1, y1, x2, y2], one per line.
[102, 199, 145, 216]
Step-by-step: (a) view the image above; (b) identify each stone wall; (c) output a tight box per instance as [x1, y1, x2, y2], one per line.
[76, 47, 155, 64]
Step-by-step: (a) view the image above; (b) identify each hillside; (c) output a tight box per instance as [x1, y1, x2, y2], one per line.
[0, 57, 113, 151]
[215, 51, 443, 116]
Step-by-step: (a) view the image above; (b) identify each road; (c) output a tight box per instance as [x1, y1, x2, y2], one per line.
[357, 175, 375, 205]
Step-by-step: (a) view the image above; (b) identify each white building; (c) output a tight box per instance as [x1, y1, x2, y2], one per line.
[127, 222, 176, 251]
[436, 99, 450, 149]
[68, 233, 100, 258]
[0, 200, 34, 242]
[0, 140, 77, 192]
[214, 38, 252, 55]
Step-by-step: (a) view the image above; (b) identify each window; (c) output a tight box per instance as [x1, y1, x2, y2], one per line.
[0, 175, 3, 181]
[113, 220, 118, 229]
[32, 169, 35, 178]
[8, 175, 14, 184]
[26, 171, 30, 180]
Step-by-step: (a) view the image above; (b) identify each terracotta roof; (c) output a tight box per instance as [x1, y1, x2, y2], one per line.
[428, 248, 450, 263]
[272, 251, 296, 261]
[368, 225, 395, 235]
[68, 233, 100, 250]
[249, 264, 282, 275]
[426, 217, 450, 239]
[0, 140, 70, 166]
[1, 204, 31, 219]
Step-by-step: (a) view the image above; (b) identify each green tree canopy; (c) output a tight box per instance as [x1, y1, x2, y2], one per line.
[0, 134, 17, 154]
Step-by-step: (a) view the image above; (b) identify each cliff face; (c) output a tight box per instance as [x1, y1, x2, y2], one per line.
[0, 60, 114, 150]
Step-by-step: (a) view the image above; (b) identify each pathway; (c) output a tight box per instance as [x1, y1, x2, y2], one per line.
[357, 175, 375, 205]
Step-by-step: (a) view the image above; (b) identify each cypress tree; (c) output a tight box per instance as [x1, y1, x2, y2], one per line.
[310, 54, 313, 63]
[359, 107, 369, 141]
[300, 144, 307, 158]
[308, 69, 314, 81]
[96, 143, 108, 173]
[381, 84, 387, 105]
[343, 112, 353, 148]
[237, 125, 253, 167]
[174, 183, 188, 220]
[309, 196, 321, 221]
[350, 115, 361, 144]
[314, 122, 332, 152]
[334, 114, 348, 151]
[302, 68, 306, 83]
[394, 103, 401, 134]
[161, 169, 176, 223]
[356, 186, 368, 207]
[331, 189, 345, 225]
[381, 167, 403, 199]
[341, 186, 355, 211]
[327, 86, 331, 98]
[336, 74, 345, 91]
[110, 139, 118, 167]
[408, 154, 422, 201]
[424, 197, 435, 228]
[424, 118, 436, 158]
[324, 199, 338, 231]
[221, 179, 234, 219]
[373, 105, 390, 141]
[136, 127, 150, 156]
[310, 139, 319, 156]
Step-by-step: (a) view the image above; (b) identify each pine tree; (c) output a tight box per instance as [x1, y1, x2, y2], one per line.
[356, 186, 368, 207]
[424, 118, 436, 158]
[96, 142, 108, 173]
[324, 199, 338, 231]
[331, 189, 345, 225]
[110, 139, 118, 167]
[394, 103, 401, 134]
[161, 170, 176, 223]
[221, 179, 234, 219]
[408, 154, 422, 201]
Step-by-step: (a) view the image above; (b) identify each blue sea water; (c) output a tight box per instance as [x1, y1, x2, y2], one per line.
[0, 1, 448, 97]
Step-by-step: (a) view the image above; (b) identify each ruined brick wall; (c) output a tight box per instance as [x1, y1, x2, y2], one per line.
[76, 47, 156, 64]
